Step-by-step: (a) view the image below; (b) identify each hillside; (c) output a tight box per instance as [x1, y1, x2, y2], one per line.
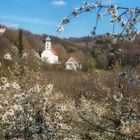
[1, 26, 140, 70]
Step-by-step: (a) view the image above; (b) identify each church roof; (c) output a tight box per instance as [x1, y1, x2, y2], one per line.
[66, 57, 79, 64]
[51, 48, 57, 55]
[45, 36, 51, 42]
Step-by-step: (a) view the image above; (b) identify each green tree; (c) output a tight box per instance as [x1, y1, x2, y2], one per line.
[17, 29, 24, 58]
[82, 54, 97, 73]
[96, 53, 108, 69]
[16, 29, 24, 87]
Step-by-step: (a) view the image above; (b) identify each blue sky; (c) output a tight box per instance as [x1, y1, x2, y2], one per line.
[0, 0, 140, 38]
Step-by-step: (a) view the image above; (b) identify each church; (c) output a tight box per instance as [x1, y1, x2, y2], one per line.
[41, 37, 58, 64]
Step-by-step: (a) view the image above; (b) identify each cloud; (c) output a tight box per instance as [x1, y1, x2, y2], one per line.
[52, 0, 66, 6]
[1, 22, 19, 28]
[0, 15, 56, 26]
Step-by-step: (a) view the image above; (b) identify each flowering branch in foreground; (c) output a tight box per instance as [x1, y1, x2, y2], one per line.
[57, 0, 140, 43]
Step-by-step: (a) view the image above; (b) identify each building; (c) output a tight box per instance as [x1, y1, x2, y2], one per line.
[41, 37, 58, 64]
[66, 57, 82, 71]
[0, 27, 6, 35]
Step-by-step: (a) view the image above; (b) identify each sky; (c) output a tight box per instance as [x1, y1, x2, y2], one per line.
[0, 0, 140, 38]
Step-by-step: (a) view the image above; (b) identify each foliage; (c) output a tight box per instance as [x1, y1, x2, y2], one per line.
[82, 54, 97, 73]
[95, 53, 109, 69]
[68, 47, 76, 53]
[0, 52, 140, 140]
[17, 29, 24, 58]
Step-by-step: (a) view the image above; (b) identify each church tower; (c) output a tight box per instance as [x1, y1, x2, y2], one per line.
[45, 36, 52, 50]
[41, 36, 58, 64]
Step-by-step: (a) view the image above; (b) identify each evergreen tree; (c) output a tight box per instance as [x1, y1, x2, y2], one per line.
[17, 29, 24, 58]
[17, 29, 24, 87]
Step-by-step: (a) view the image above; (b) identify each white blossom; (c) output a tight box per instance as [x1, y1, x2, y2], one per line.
[13, 104, 22, 111]
[1, 77, 7, 84]
[0, 85, 7, 91]
[121, 21, 126, 28]
[4, 53, 12, 60]
[11, 82, 21, 90]
[56, 24, 64, 32]
[117, 17, 123, 23]
[28, 84, 41, 94]
[97, 13, 103, 20]
[121, 117, 129, 125]
[97, 1, 103, 7]
[72, 8, 79, 16]
[128, 9, 136, 14]
[61, 17, 70, 25]
[46, 83, 53, 93]
[113, 92, 123, 101]
[4, 83, 10, 88]
[90, 3, 97, 9]
[110, 19, 115, 24]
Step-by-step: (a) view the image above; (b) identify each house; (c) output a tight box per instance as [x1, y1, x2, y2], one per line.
[66, 57, 82, 71]
[41, 37, 58, 64]
[0, 27, 6, 35]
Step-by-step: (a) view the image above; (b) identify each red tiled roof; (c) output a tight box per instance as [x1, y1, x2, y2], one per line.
[51, 48, 57, 55]
[70, 56, 81, 63]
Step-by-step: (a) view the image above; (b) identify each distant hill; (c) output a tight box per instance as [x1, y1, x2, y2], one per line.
[0, 25, 140, 68]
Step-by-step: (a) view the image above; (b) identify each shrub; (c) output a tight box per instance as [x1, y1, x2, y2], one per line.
[95, 53, 109, 69]
[82, 54, 97, 73]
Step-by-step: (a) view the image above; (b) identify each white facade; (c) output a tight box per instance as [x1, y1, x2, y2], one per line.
[45, 38, 51, 50]
[0, 27, 6, 35]
[66, 57, 82, 71]
[41, 37, 58, 64]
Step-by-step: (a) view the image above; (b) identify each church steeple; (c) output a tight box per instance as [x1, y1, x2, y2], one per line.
[41, 36, 58, 64]
[45, 37, 52, 50]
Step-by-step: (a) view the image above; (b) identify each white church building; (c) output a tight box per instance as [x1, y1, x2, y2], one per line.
[41, 37, 58, 64]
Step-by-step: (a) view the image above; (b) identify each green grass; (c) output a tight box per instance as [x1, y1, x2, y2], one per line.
[95, 69, 112, 77]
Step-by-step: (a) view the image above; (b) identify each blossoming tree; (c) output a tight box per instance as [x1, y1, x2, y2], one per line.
[56, 1, 140, 139]
[57, 0, 140, 43]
